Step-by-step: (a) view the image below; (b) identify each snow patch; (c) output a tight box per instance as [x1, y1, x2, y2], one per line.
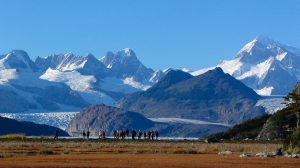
[237, 57, 274, 80]
[191, 67, 215, 76]
[255, 86, 274, 96]
[40, 68, 95, 91]
[0, 112, 79, 130]
[276, 52, 287, 61]
[123, 77, 151, 90]
[149, 118, 231, 127]
[218, 58, 243, 75]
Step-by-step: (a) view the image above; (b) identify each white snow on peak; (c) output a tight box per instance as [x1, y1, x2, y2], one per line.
[237, 57, 274, 80]
[218, 57, 243, 75]
[123, 48, 132, 56]
[191, 67, 214, 76]
[180, 68, 190, 73]
[162, 68, 172, 73]
[191, 36, 300, 96]
[0, 50, 33, 71]
[254, 36, 280, 46]
[276, 52, 287, 61]
[55, 54, 87, 71]
[239, 39, 257, 53]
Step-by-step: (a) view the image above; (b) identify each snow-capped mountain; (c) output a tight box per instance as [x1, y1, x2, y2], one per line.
[192, 36, 300, 96]
[0, 50, 37, 72]
[0, 50, 89, 113]
[37, 48, 165, 104]
[100, 48, 161, 84]
[0, 48, 164, 113]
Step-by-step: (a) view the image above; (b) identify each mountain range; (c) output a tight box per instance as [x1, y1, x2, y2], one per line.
[1, 36, 298, 114]
[0, 49, 165, 113]
[0, 36, 299, 137]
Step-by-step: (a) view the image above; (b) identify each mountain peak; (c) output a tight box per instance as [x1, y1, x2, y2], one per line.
[0, 50, 38, 72]
[116, 48, 137, 58]
[149, 70, 192, 91]
[254, 36, 279, 45]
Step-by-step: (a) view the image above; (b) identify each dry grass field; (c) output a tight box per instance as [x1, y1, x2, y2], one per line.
[0, 138, 299, 168]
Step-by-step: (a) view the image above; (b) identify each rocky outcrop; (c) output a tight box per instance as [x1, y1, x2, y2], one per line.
[66, 104, 155, 136]
[257, 118, 283, 140]
[66, 104, 228, 137]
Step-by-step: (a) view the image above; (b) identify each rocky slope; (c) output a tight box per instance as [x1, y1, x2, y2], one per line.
[0, 116, 68, 136]
[66, 104, 228, 137]
[117, 68, 265, 125]
[208, 83, 300, 141]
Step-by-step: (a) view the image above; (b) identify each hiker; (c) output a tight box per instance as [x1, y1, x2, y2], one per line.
[148, 130, 151, 140]
[87, 130, 90, 140]
[155, 130, 159, 140]
[99, 130, 102, 139]
[138, 130, 142, 140]
[122, 130, 125, 140]
[102, 130, 106, 139]
[125, 129, 129, 139]
[151, 130, 155, 140]
[113, 130, 117, 139]
[143, 131, 147, 140]
[83, 130, 86, 139]
[54, 129, 59, 140]
[131, 130, 137, 140]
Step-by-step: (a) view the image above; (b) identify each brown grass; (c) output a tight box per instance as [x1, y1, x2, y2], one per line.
[0, 139, 298, 168]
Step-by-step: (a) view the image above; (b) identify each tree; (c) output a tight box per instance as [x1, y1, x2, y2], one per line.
[284, 83, 300, 130]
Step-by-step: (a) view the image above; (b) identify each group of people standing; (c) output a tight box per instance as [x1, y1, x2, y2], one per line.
[113, 129, 159, 140]
[80, 129, 160, 140]
[82, 130, 91, 139]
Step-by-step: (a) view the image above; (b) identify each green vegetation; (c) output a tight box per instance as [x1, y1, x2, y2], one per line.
[0, 134, 26, 140]
[284, 130, 300, 153]
[206, 115, 270, 141]
[282, 84, 300, 152]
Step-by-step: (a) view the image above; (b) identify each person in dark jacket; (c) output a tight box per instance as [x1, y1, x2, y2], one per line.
[131, 130, 137, 140]
[138, 130, 142, 140]
[148, 130, 151, 140]
[87, 130, 90, 140]
[143, 131, 147, 140]
[54, 129, 59, 140]
[125, 129, 129, 139]
[155, 130, 159, 140]
[82, 130, 86, 139]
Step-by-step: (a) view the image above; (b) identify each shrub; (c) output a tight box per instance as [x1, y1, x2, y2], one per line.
[0, 134, 26, 140]
[283, 130, 300, 153]
[39, 150, 54, 155]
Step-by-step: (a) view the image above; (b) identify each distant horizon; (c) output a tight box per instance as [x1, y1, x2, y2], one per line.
[1, 0, 300, 70]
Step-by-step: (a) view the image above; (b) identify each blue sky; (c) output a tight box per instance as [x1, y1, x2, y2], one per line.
[0, 0, 299, 70]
